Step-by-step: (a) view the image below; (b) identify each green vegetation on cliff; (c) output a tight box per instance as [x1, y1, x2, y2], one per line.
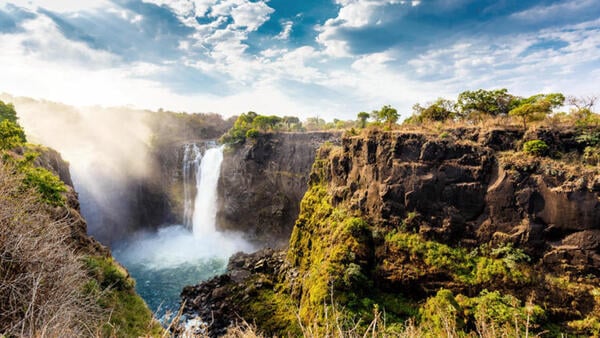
[0, 100, 162, 337]
[232, 111, 600, 336]
[283, 150, 543, 336]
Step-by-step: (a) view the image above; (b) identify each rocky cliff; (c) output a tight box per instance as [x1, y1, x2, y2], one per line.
[217, 132, 341, 247]
[183, 126, 600, 336]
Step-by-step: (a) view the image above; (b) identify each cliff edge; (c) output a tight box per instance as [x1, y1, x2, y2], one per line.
[183, 126, 600, 336]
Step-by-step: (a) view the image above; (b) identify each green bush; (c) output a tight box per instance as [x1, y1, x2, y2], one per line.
[0, 120, 26, 150]
[523, 140, 549, 156]
[22, 166, 67, 206]
[246, 128, 260, 139]
[83, 256, 163, 337]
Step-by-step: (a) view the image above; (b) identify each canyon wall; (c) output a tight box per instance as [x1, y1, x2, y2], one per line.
[217, 132, 341, 248]
[183, 127, 600, 336]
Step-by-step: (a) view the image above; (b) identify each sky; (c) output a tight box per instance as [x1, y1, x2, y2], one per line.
[0, 0, 599, 119]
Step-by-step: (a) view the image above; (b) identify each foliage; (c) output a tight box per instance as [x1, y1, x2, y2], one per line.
[384, 231, 532, 286]
[148, 109, 232, 149]
[238, 288, 301, 336]
[253, 115, 282, 131]
[456, 88, 519, 118]
[0, 100, 20, 123]
[220, 111, 259, 145]
[84, 256, 163, 337]
[221, 112, 304, 144]
[21, 165, 67, 206]
[371, 105, 398, 128]
[246, 128, 260, 139]
[509, 93, 565, 129]
[357, 111, 370, 128]
[0, 120, 26, 150]
[522, 140, 549, 157]
[420, 289, 462, 335]
[304, 117, 327, 131]
[0, 100, 27, 150]
[282, 116, 302, 131]
[288, 175, 375, 329]
[3, 150, 67, 206]
[576, 130, 600, 147]
[412, 98, 456, 122]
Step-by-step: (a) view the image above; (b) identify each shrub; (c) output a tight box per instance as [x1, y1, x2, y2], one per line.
[246, 128, 260, 139]
[523, 140, 549, 156]
[0, 119, 26, 150]
[583, 146, 600, 165]
[21, 166, 67, 205]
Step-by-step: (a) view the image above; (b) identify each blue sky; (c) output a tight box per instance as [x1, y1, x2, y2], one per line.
[0, 0, 599, 119]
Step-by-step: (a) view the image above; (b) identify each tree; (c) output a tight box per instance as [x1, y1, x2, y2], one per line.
[282, 116, 301, 130]
[357, 112, 370, 128]
[457, 89, 519, 119]
[372, 105, 398, 128]
[0, 100, 26, 143]
[305, 117, 326, 131]
[252, 115, 281, 131]
[0, 119, 26, 150]
[0, 100, 19, 123]
[567, 95, 598, 126]
[509, 93, 564, 129]
[413, 98, 456, 122]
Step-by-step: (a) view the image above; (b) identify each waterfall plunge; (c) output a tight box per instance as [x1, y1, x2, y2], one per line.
[113, 143, 252, 319]
[182, 144, 224, 237]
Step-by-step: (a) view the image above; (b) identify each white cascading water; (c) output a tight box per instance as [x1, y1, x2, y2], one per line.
[191, 145, 224, 237]
[113, 143, 251, 321]
[182, 144, 202, 229]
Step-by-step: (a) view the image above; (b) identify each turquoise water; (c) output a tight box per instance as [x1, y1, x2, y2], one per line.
[112, 225, 253, 320]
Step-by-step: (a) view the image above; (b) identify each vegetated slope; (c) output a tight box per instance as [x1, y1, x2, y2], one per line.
[0, 100, 162, 337]
[183, 126, 600, 337]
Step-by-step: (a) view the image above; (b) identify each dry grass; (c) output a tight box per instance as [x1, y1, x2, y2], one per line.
[0, 163, 104, 337]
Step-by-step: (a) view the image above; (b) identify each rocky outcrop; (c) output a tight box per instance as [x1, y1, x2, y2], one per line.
[327, 128, 600, 267]
[184, 127, 600, 336]
[217, 132, 341, 247]
[181, 249, 288, 337]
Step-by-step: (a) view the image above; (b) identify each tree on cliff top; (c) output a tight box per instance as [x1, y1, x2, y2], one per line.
[457, 89, 519, 120]
[372, 105, 398, 129]
[509, 93, 565, 129]
[357, 112, 370, 128]
[412, 98, 456, 122]
[0, 100, 26, 146]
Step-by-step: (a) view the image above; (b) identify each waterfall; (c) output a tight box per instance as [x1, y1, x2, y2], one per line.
[182, 144, 201, 229]
[182, 144, 224, 237]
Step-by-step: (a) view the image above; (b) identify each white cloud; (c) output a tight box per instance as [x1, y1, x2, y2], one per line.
[405, 19, 600, 98]
[8, 15, 117, 67]
[351, 51, 394, 71]
[229, 0, 273, 31]
[510, 0, 597, 22]
[316, 0, 403, 57]
[275, 20, 293, 40]
[2, 0, 599, 123]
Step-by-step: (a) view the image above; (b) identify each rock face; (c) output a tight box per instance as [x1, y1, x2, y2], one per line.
[217, 132, 341, 247]
[183, 127, 600, 336]
[328, 128, 600, 267]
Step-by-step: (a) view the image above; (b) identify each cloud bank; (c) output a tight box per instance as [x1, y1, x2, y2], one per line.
[0, 0, 598, 119]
